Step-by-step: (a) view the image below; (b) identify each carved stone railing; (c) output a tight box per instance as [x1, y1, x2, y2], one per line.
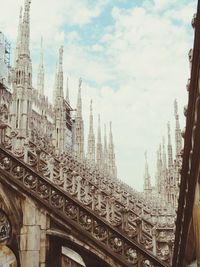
[28, 140, 175, 225]
[0, 129, 174, 263]
[27, 141, 174, 259]
[0, 145, 169, 267]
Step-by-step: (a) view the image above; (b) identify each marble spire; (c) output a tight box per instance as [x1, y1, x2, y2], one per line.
[53, 46, 65, 152]
[174, 99, 182, 156]
[143, 151, 152, 198]
[108, 121, 117, 178]
[37, 37, 44, 95]
[11, 0, 32, 137]
[74, 78, 84, 160]
[66, 77, 70, 104]
[96, 114, 103, 168]
[167, 122, 173, 170]
[87, 100, 95, 163]
[15, 6, 23, 64]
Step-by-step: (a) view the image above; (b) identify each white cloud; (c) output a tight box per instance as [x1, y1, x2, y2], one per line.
[91, 44, 104, 52]
[66, 31, 80, 43]
[164, 3, 197, 25]
[152, 0, 178, 11]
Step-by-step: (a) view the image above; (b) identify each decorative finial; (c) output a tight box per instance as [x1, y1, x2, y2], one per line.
[23, 0, 31, 23]
[79, 77, 82, 88]
[20, 6, 23, 19]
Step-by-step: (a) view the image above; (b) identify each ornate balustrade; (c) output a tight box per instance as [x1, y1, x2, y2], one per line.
[28, 140, 175, 227]
[0, 128, 175, 264]
[0, 145, 169, 267]
[27, 141, 173, 249]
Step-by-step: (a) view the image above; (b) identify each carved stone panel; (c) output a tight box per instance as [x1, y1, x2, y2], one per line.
[0, 210, 11, 243]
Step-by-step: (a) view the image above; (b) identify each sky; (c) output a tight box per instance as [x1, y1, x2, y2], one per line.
[0, 0, 197, 191]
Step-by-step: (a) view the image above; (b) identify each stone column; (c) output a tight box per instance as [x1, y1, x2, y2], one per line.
[152, 227, 157, 255]
[19, 197, 49, 267]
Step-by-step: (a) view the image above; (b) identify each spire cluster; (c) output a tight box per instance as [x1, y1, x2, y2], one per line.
[10, 0, 118, 179]
[72, 80, 117, 178]
[143, 100, 183, 208]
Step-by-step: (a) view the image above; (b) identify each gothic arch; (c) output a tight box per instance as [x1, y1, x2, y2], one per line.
[61, 246, 86, 267]
[47, 229, 117, 267]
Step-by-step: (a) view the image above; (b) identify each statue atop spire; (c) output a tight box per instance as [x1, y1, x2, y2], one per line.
[37, 37, 44, 95]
